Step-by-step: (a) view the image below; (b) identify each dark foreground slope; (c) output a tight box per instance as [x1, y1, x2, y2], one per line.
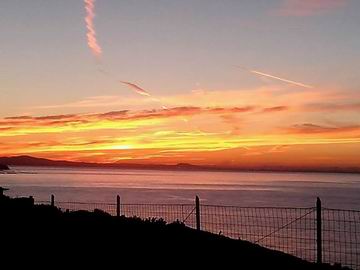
[0, 195, 350, 269]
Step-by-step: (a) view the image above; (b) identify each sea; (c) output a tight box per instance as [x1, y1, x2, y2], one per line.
[1, 166, 359, 209]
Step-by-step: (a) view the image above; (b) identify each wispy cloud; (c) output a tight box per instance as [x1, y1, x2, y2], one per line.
[262, 106, 289, 113]
[2, 83, 360, 168]
[0, 106, 254, 136]
[1, 106, 360, 169]
[285, 123, 360, 134]
[31, 85, 347, 114]
[33, 96, 128, 109]
[303, 103, 360, 112]
[275, 0, 348, 17]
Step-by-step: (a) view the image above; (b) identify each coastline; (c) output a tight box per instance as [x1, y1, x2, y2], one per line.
[3, 163, 360, 175]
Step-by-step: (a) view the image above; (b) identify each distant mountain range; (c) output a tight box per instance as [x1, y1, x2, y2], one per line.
[0, 155, 203, 171]
[0, 155, 359, 174]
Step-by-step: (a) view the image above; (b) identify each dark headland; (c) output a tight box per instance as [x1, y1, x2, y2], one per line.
[0, 193, 351, 269]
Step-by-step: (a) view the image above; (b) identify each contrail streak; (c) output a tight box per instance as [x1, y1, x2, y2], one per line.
[236, 66, 313, 89]
[119, 81, 209, 136]
[119, 81, 167, 108]
[250, 69, 314, 89]
[118, 82, 201, 133]
[84, 0, 102, 57]
[120, 81, 169, 110]
[120, 81, 151, 97]
[82, 5, 161, 105]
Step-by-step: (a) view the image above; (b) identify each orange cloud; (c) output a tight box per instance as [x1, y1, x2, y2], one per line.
[262, 106, 289, 113]
[1, 100, 360, 170]
[285, 123, 360, 134]
[0, 106, 254, 137]
[303, 103, 360, 112]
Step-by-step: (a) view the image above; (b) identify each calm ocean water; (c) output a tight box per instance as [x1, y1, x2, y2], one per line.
[1, 166, 360, 209]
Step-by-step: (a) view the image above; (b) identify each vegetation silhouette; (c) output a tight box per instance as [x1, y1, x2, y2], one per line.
[0, 192, 352, 269]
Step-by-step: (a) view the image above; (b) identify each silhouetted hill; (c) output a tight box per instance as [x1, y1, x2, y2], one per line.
[0, 155, 359, 174]
[0, 155, 84, 167]
[0, 163, 9, 170]
[0, 194, 351, 269]
[0, 155, 203, 170]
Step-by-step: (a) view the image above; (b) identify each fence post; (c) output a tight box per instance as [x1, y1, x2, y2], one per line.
[51, 194, 55, 207]
[29, 196, 34, 206]
[116, 195, 121, 217]
[316, 197, 322, 264]
[195, 196, 201, 231]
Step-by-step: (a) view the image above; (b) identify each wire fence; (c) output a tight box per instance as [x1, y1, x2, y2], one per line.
[199, 205, 318, 263]
[36, 197, 359, 270]
[322, 208, 360, 269]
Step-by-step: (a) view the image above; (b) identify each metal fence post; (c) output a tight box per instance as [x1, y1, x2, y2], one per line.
[195, 196, 201, 231]
[116, 195, 121, 217]
[316, 197, 322, 264]
[51, 194, 55, 207]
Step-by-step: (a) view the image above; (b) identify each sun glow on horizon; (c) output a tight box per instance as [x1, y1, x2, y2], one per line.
[1, 1, 359, 170]
[1, 93, 360, 169]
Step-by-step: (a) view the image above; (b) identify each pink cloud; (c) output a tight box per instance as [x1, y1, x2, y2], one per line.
[276, 0, 348, 17]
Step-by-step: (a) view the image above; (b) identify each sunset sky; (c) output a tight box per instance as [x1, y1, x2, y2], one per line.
[0, 0, 359, 169]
